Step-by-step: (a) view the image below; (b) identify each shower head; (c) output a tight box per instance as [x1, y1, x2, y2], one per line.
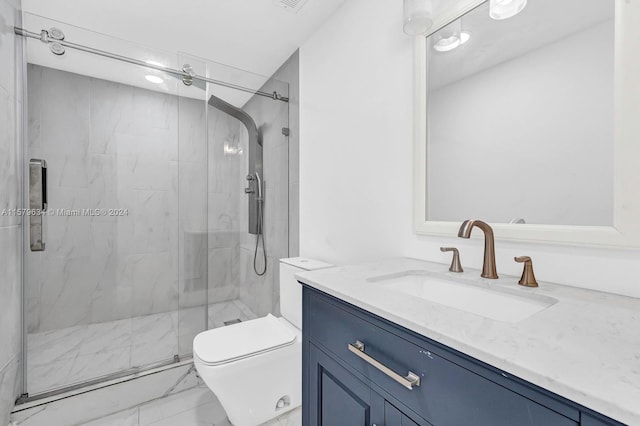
[208, 95, 261, 147]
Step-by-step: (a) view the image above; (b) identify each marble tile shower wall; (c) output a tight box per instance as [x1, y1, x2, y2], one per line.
[0, 0, 23, 423]
[26, 64, 208, 333]
[236, 51, 299, 317]
[206, 108, 243, 306]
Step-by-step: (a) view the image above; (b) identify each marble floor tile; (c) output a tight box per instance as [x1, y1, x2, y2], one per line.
[272, 407, 302, 426]
[173, 307, 207, 356]
[145, 401, 228, 426]
[19, 372, 300, 426]
[233, 299, 259, 320]
[138, 387, 225, 426]
[26, 300, 256, 395]
[14, 364, 197, 426]
[79, 407, 139, 426]
[136, 386, 299, 426]
[66, 347, 131, 386]
[131, 313, 178, 366]
[80, 318, 133, 355]
[208, 300, 258, 329]
[28, 324, 88, 365]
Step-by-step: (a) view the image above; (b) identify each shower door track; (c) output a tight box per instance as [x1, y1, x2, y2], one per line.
[14, 355, 193, 408]
[13, 27, 289, 102]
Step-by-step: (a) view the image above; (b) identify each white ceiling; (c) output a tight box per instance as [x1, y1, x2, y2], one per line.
[21, 0, 347, 104]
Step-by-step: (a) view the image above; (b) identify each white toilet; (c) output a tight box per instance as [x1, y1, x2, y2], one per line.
[193, 257, 332, 426]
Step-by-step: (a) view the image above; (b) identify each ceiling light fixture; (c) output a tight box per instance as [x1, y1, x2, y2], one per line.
[489, 0, 527, 20]
[403, 0, 434, 36]
[145, 75, 164, 84]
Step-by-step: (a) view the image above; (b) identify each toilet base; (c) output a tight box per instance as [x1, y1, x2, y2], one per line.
[194, 320, 301, 426]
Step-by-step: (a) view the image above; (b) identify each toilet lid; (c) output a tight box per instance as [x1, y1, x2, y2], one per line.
[193, 314, 297, 366]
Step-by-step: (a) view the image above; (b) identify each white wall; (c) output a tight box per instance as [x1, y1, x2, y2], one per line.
[299, 0, 640, 298]
[429, 20, 613, 226]
[300, 0, 415, 266]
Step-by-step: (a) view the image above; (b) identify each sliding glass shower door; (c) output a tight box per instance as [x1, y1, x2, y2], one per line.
[22, 14, 208, 396]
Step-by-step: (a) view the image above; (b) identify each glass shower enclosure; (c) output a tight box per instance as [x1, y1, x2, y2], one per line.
[19, 13, 290, 400]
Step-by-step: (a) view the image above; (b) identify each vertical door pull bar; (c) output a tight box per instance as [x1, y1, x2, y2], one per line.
[29, 159, 47, 251]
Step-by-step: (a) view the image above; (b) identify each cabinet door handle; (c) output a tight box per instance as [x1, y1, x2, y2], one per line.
[348, 341, 421, 390]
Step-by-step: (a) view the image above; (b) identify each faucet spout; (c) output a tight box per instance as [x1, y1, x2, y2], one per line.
[458, 220, 498, 279]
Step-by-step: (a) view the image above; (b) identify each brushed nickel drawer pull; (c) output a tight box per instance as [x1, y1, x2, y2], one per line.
[348, 341, 421, 390]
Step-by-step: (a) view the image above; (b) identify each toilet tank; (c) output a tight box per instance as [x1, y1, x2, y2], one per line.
[279, 257, 333, 329]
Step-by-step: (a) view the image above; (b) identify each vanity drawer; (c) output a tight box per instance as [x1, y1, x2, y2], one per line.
[307, 291, 577, 426]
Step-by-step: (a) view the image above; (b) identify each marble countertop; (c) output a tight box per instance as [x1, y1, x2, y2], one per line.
[296, 258, 640, 425]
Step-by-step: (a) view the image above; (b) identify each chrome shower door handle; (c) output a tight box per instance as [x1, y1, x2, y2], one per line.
[347, 341, 421, 390]
[29, 159, 47, 251]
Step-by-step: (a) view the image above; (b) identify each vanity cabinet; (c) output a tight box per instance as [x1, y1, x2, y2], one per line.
[309, 342, 424, 425]
[302, 286, 623, 426]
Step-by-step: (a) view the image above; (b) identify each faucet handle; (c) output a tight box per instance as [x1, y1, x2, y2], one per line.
[514, 256, 538, 287]
[440, 247, 463, 273]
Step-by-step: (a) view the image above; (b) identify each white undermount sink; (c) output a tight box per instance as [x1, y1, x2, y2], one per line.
[367, 271, 557, 323]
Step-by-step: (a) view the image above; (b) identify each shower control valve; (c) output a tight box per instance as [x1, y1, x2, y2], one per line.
[244, 187, 255, 194]
[246, 174, 254, 181]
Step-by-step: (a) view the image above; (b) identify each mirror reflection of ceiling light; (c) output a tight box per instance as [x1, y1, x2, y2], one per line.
[145, 75, 164, 84]
[489, 0, 527, 20]
[433, 31, 470, 52]
[432, 18, 470, 53]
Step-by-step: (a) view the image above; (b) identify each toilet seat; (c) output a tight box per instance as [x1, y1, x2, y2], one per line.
[193, 314, 297, 366]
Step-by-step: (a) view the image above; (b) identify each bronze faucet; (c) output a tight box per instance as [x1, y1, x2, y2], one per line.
[514, 256, 538, 287]
[457, 220, 498, 279]
[440, 247, 463, 273]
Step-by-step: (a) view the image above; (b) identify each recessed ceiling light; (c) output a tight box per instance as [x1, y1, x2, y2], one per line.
[145, 75, 164, 84]
[433, 31, 471, 52]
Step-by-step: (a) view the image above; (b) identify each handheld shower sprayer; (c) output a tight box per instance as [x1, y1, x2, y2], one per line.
[255, 172, 263, 200]
[253, 172, 266, 276]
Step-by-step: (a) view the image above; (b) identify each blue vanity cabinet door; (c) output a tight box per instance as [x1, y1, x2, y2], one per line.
[308, 342, 428, 426]
[385, 401, 420, 426]
[309, 342, 384, 426]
